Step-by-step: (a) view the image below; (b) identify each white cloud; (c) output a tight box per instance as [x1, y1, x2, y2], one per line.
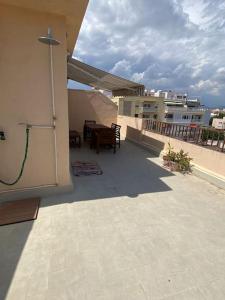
[190, 80, 222, 96]
[110, 59, 131, 77]
[131, 72, 144, 82]
[74, 0, 225, 106]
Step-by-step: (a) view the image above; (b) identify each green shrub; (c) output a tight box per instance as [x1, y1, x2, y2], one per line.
[201, 129, 224, 141]
[175, 149, 192, 172]
[164, 143, 192, 172]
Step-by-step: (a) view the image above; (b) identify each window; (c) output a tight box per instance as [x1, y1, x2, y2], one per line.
[134, 114, 139, 118]
[144, 103, 152, 108]
[182, 115, 189, 119]
[123, 101, 132, 116]
[165, 113, 173, 119]
[192, 115, 201, 120]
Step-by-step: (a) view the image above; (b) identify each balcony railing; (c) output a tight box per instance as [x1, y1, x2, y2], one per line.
[163, 118, 202, 124]
[139, 106, 157, 113]
[164, 106, 206, 113]
[144, 120, 225, 153]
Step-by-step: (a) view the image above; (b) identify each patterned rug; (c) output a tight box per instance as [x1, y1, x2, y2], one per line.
[71, 161, 103, 176]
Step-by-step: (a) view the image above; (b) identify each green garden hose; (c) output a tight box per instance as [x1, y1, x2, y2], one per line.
[0, 127, 30, 186]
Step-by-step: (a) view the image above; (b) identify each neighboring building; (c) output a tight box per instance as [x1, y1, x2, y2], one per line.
[162, 99, 210, 125]
[116, 96, 164, 121]
[136, 88, 188, 99]
[212, 117, 225, 129]
[117, 95, 210, 126]
[128, 89, 210, 125]
[211, 108, 225, 117]
[154, 90, 187, 103]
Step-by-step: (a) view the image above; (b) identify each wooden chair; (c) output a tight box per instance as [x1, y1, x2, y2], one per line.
[84, 120, 96, 124]
[111, 123, 121, 148]
[69, 130, 81, 148]
[83, 120, 96, 141]
[94, 128, 116, 154]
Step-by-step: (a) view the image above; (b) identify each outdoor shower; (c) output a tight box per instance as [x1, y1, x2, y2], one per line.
[38, 27, 61, 186]
[0, 28, 60, 187]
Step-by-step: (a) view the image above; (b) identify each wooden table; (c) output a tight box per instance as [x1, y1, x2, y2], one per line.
[83, 124, 109, 141]
[84, 124, 116, 153]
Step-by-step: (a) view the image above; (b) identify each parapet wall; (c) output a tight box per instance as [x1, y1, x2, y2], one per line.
[117, 116, 225, 186]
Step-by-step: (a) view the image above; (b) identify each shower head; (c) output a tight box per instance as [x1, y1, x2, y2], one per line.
[38, 28, 60, 46]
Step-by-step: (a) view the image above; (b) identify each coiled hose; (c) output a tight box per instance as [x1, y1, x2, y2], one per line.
[0, 127, 30, 186]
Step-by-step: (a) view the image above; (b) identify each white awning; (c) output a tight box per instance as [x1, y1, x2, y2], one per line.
[67, 57, 144, 92]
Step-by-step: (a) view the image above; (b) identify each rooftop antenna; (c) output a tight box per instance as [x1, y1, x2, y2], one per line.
[38, 27, 61, 185]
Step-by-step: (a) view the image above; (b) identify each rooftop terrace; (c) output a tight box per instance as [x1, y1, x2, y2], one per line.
[1, 141, 225, 300]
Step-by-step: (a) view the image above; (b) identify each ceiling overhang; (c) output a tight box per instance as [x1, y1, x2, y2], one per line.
[0, 0, 89, 52]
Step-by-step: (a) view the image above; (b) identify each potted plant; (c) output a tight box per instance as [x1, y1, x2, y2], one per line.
[175, 149, 192, 172]
[163, 143, 192, 172]
[163, 143, 178, 171]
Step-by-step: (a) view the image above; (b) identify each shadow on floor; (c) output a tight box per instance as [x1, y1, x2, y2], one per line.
[0, 221, 33, 300]
[0, 140, 172, 298]
[42, 140, 174, 207]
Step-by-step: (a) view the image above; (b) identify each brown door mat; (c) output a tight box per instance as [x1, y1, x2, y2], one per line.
[0, 197, 40, 226]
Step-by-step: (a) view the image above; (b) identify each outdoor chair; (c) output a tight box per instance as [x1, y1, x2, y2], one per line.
[83, 120, 96, 140]
[93, 128, 116, 154]
[84, 120, 96, 124]
[111, 123, 121, 148]
[69, 130, 81, 148]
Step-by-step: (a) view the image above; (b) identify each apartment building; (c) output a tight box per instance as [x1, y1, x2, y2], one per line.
[212, 117, 225, 129]
[116, 95, 210, 126]
[162, 99, 210, 125]
[116, 96, 164, 120]
[211, 108, 225, 117]
[154, 90, 188, 102]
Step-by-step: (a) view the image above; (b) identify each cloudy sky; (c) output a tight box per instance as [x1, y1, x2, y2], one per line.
[73, 0, 225, 107]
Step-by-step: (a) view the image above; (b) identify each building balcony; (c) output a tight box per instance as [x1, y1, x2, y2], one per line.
[164, 106, 206, 113]
[163, 118, 202, 124]
[139, 106, 158, 113]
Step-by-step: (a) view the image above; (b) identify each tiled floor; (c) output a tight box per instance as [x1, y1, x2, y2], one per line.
[1, 141, 225, 300]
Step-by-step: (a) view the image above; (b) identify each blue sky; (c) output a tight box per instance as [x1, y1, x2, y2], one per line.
[72, 0, 225, 107]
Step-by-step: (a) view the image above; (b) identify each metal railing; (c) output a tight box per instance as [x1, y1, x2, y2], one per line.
[163, 118, 202, 124]
[164, 106, 206, 112]
[144, 120, 225, 153]
[139, 106, 157, 113]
